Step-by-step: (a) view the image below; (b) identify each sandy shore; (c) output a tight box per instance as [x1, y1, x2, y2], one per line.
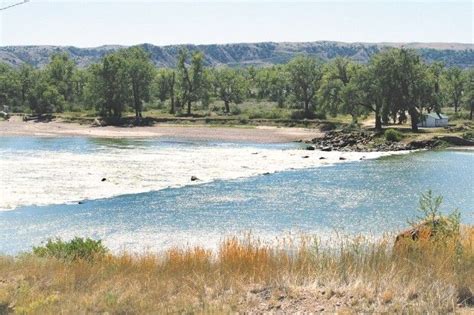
[0, 117, 319, 143]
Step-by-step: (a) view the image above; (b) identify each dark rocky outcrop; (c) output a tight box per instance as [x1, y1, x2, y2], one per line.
[435, 136, 474, 146]
[310, 130, 445, 152]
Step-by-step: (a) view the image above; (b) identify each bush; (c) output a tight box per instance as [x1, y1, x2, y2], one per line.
[384, 129, 403, 142]
[412, 190, 461, 240]
[230, 106, 242, 115]
[33, 237, 108, 261]
[462, 130, 474, 140]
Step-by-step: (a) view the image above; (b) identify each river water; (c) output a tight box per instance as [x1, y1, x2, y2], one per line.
[0, 137, 472, 254]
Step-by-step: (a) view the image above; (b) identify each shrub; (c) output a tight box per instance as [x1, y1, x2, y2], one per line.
[230, 106, 242, 116]
[462, 130, 474, 140]
[384, 128, 403, 142]
[411, 190, 460, 240]
[33, 237, 108, 261]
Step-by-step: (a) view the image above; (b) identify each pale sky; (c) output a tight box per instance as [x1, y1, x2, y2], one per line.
[0, 0, 472, 47]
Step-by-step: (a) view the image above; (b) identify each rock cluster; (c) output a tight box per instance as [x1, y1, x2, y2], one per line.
[309, 131, 441, 152]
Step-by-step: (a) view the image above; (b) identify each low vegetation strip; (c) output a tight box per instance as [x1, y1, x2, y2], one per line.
[0, 192, 473, 314]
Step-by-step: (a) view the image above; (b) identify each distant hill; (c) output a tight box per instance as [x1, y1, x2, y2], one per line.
[0, 41, 472, 69]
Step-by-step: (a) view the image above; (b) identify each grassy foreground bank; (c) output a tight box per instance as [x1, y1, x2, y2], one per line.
[0, 228, 473, 314]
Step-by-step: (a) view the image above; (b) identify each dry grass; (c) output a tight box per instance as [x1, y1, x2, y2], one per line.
[0, 228, 473, 314]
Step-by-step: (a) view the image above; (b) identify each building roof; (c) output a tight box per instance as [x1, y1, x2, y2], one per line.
[425, 112, 448, 120]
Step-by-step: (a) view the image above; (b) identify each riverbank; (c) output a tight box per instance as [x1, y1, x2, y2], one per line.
[0, 116, 319, 143]
[308, 129, 474, 152]
[0, 226, 473, 314]
[2, 115, 473, 150]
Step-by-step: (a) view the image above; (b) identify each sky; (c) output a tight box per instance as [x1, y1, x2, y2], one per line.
[0, 0, 472, 47]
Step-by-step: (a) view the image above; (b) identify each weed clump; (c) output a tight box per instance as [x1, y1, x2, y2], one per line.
[384, 128, 403, 142]
[33, 237, 108, 261]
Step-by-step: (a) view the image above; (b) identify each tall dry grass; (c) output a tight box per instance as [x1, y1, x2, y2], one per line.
[0, 227, 473, 314]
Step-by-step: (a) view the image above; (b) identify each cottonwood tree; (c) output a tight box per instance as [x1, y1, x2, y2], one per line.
[351, 65, 385, 131]
[0, 63, 21, 111]
[91, 53, 130, 118]
[18, 64, 34, 107]
[45, 53, 75, 103]
[153, 68, 176, 114]
[28, 73, 65, 114]
[463, 68, 474, 120]
[254, 66, 289, 107]
[212, 67, 246, 113]
[121, 47, 154, 120]
[319, 58, 363, 123]
[444, 67, 464, 113]
[176, 49, 204, 115]
[287, 56, 323, 117]
[373, 48, 431, 131]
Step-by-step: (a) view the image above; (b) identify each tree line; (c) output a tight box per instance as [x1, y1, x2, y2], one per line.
[0, 46, 472, 131]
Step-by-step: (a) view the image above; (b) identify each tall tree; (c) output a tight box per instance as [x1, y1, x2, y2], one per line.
[28, 72, 65, 114]
[212, 67, 246, 113]
[0, 63, 21, 111]
[176, 49, 204, 115]
[319, 58, 362, 123]
[153, 68, 176, 114]
[351, 64, 385, 131]
[255, 66, 289, 107]
[287, 56, 323, 117]
[444, 67, 464, 113]
[463, 68, 474, 120]
[18, 64, 34, 107]
[45, 53, 75, 103]
[372, 48, 430, 131]
[91, 53, 130, 118]
[121, 47, 154, 120]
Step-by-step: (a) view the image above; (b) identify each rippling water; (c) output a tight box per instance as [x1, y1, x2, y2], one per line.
[0, 137, 472, 254]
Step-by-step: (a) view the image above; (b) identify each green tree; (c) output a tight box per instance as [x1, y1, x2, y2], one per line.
[18, 64, 35, 108]
[255, 66, 289, 107]
[287, 56, 323, 117]
[45, 53, 75, 103]
[426, 62, 445, 114]
[28, 73, 65, 114]
[319, 58, 363, 123]
[212, 67, 246, 113]
[0, 63, 21, 111]
[153, 68, 176, 114]
[91, 53, 130, 118]
[176, 49, 205, 115]
[444, 67, 464, 113]
[463, 68, 474, 120]
[372, 49, 430, 131]
[121, 47, 154, 120]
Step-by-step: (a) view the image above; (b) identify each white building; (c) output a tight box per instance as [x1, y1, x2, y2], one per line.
[418, 112, 449, 128]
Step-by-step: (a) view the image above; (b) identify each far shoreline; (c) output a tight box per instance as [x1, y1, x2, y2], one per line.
[0, 117, 320, 144]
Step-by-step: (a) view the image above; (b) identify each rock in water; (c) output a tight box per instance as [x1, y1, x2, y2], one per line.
[101, 178, 107, 182]
[305, 145, 316, 151]
[191, 176, 199, 181]
[339, 157, 347, 160]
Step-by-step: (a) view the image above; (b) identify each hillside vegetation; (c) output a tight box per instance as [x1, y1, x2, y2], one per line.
[1, 41, 473, 69]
